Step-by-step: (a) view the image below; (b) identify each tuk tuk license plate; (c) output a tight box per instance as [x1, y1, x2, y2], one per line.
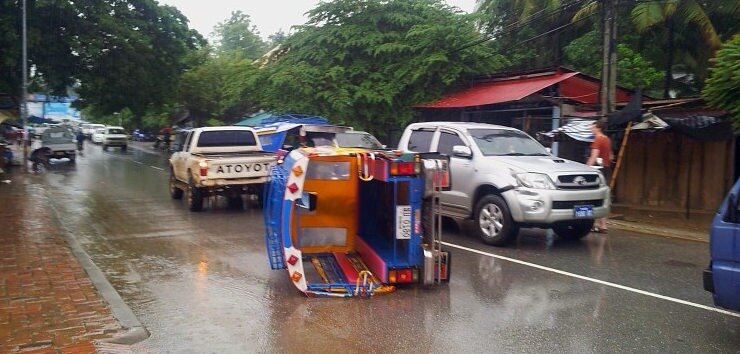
[574, 205, 594, 218]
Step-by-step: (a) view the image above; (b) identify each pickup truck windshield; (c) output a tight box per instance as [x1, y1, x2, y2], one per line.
[469, 129, 549, 156]
[107, 128, 125, 134]
[335, 132, 383, 149]
[197, 130, 257, 147]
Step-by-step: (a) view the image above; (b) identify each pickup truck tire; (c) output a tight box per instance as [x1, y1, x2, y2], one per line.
[227, 196, 244, 210]
[474, 195, 518, 246]
[187, 178, 204, 212]
[121, 145, 127, 152]
[552, 220, 594, 241]
[69, 154, 76, 163]
[169, 172, 183, 199]
[102, 144, 108, 151]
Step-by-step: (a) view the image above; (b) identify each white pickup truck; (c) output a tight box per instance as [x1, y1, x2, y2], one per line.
[169, 126, 276, 211]
[41, 126, 77, 162]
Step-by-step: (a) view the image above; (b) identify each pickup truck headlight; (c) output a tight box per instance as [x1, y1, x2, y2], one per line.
[598, 172, 607, 187]
[514, 173, 556, 190]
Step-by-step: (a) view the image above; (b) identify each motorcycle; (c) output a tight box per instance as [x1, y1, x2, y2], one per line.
[153, 135, 170, 151]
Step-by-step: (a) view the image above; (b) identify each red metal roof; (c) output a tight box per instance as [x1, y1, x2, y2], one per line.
[416, 72, 578, 108]
[559, 75, 632, 104]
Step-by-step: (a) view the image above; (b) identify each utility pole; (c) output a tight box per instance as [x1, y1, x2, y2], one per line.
[21, 0, 29, 172]
[600, 0, 617, 117]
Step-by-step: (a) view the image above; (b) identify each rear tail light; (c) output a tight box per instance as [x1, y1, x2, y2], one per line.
[390, 162, 420, 176]
[199, 161, 208, 177]
[388, 269, 414, 284]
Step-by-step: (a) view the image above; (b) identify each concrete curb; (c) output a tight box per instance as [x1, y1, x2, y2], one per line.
[607, 219, 708, 243]
[46, 188, 150, 345]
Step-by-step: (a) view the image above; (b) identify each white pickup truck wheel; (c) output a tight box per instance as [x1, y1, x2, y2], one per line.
[187, 178, 203, 212]
[474, 195, 518, 246]
[169, 172, 183, 199]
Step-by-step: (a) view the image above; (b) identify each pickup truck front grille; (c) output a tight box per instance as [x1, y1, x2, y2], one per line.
[556, 174, 601, 190]
[552, 199, 604, 209]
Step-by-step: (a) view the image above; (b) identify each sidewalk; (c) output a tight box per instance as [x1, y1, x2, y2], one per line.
[0, 160, 127, 352]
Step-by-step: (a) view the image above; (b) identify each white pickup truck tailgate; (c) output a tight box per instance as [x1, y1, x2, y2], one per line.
[205, 155, 274, 179]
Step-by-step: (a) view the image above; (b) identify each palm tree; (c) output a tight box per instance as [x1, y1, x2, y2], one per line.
[631, 0, 740, 97]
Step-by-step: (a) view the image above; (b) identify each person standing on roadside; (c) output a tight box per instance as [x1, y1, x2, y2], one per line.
[587, 120, 612, 233]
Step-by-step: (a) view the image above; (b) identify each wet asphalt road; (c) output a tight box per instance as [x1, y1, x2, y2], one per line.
[30, 141, 740, 353]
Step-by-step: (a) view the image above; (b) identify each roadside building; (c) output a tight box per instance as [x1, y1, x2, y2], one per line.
[414, 68, 736, 234]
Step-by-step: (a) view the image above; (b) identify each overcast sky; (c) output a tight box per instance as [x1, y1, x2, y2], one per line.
[158, 0, 479, 40]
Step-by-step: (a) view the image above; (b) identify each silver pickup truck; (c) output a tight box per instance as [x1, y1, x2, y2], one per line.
[398, 122, 610, 246]
[169, 127, 276, 212]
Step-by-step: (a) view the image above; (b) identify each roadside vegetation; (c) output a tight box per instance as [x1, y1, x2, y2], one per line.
[1, 0, 738, 141]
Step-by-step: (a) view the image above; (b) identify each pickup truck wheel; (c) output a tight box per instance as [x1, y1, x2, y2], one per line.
[474, 195, 518, 246]
[68, 155, 76, 163]
[102, 144, 108, 151]
[121, 145, 127, 152]
[227, 196, 244, 210]
[552, 220, 594, 241]
[187, 179, 204, 212]
[169, 172, 183, 199]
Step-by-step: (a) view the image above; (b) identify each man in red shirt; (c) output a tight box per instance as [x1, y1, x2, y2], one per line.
[587, 121, 612, 233]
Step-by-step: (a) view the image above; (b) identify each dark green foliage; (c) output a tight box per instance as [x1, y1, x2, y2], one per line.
[212, 11, 269, 59]
[258, 0, 504, 141]
[563, 28, 662, 91]
[0, 0, 204, 128]
[703, 35, 740, 131]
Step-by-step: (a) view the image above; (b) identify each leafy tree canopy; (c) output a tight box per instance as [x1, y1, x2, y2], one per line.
[563, 28, 662, 92]
[0, 0, 204, 127]
[179, 55, 261, 127]
[212, 11, 268, 59]
[259, 0, 504, 141]
[703, 35, 740, 131]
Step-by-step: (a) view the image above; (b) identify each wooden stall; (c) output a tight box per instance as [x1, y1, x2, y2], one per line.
[613, 130, 735, 217]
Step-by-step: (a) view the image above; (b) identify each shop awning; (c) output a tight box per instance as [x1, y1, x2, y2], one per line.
[416, 72, 579, 108]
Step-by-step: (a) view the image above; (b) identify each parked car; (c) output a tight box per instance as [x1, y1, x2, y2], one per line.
[398, 122, 611, 246]
[83, 123, 105, 139]
[99, 126, 128, 151]
[91, 128, 106, 144]
[333, 131, 384, 149]
[704, 177, 740, 311]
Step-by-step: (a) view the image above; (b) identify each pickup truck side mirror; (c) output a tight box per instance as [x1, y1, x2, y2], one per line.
[452, 145, 472, 158]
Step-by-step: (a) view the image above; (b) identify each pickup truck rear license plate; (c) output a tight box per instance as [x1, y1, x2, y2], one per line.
[55, 151, 65, 156]
[573, 205, 594, 218]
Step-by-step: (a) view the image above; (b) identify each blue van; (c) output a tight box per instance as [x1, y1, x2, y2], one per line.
[704, 177, 740, 311]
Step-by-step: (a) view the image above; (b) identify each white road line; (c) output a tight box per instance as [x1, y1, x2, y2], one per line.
[133, 161, 144, 165]
[442, 242, 740, 318]
[149, 166, 164, 171]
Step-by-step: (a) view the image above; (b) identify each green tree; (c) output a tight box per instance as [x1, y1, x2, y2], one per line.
[179, 55, 262, 127]
[474, 0, 589, 70]
[703, 35, 740, 131]
[212, 11, 268, 59]
[563, 28, 662, 91]
[629, 0, 740, 97]
[0, 0, 204, 127]
[259, 0, 504, 141]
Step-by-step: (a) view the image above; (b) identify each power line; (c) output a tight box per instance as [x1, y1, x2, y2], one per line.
[453, 0, 591, 53]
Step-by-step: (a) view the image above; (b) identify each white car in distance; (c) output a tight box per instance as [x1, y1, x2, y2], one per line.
[91, 128, 106, 144]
